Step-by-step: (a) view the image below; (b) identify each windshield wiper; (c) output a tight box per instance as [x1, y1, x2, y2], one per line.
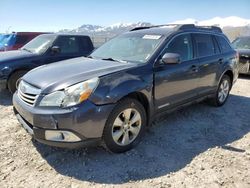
[22, 48, 33, 53]
[102, 57, 127, 63]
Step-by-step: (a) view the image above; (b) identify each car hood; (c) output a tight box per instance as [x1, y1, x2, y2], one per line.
[236, 49, 250, 56]
[0, 50, 38, 63]
[23, 57, 137, 93]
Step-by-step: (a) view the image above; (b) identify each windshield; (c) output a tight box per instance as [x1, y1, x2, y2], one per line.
[91, 33, 164, 63]
[232, 37, 250, 49]
[21, 35, 56, 54]
[0, 35, 3, 42]
[0, 34, 13, 46]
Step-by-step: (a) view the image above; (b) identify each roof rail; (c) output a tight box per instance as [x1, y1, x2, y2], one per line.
[130, 26, 152, 31]
[130, 24, 222, 33]
[196, 25, 222, 33]
[130, 24, 180, 31]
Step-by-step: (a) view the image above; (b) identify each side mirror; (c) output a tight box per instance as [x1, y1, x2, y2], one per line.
[4, 44, 8, 51]
[162, 53, 181, 64]
[51, 46, 61, 54]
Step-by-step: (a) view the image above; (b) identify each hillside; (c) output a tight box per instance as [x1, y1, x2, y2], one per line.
[59, 16, 250, 45]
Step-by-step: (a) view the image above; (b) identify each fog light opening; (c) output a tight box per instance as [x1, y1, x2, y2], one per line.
[45, 130, 81, 142]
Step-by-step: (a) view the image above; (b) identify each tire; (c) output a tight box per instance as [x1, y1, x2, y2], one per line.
[103, 98, 147, 153]
[209, 75, 231, 107]
[7, 70, 27, 93]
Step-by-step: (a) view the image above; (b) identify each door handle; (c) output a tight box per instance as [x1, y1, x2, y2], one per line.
[218, 58, 224, 64]
[190, 65, 198, 72]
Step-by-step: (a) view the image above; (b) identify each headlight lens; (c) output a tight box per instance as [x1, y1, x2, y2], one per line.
[39, 77, 99, 107]
[39, 91, 65, 107]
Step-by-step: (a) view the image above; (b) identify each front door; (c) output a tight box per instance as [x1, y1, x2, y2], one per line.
[154, 33, 200, 110]
[45, 35, 82, 64]
[30, 36, 82, 67]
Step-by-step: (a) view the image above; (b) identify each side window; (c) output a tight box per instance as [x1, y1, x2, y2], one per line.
[216, 36, 232, 53]
[54, 36, 80, 54]
[80, 37, 93, 52]
[165, 34, 193, 61]
[194, 34, 216, 57]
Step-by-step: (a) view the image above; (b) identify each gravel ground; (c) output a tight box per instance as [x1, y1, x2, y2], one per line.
[0, 77, 250, 188]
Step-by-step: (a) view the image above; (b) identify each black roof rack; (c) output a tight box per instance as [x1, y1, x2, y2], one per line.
[130, 26, 152, 31]
[130, 24, 178, 31]
[130, 24, 222, 33]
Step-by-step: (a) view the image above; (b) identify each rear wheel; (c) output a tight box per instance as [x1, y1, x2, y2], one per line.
[209, 75, 231, 107]
[103, 98, 146, 153]
[8, 70, 27, 93]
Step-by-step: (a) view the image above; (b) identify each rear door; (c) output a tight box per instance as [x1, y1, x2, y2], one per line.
[193, 33, 221, 95]
[154, 33, 200, 110]
[216, 35, 238, 80]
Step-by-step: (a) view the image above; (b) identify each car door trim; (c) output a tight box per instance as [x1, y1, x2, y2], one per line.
[158, 102, 170, 109]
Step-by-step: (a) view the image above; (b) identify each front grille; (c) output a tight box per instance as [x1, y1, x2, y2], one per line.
[17, 81, 41, 106]
[18, 90, 38, 105]
[238, 61, 250, 74]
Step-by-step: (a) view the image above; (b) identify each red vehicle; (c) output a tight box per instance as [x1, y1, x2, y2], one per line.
[0, 32, 49, 51]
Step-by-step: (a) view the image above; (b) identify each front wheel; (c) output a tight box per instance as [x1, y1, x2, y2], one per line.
[209, 75, 231, 107]
[103, 98, 147, 153]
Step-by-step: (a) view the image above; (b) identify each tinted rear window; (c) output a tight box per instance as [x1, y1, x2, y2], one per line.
[54, 36, 80, 54]
[80, 37, 93, 52]
[16, 35, 30, 45]
[216, 36, 232, 53]
[194, 34, 216, 57]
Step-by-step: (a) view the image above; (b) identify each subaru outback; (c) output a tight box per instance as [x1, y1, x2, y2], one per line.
[13, 24, 238, 153]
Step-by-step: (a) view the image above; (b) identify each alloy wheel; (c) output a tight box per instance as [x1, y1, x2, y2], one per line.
[111, 108, 142, 146]
[218, 79, 230, 103]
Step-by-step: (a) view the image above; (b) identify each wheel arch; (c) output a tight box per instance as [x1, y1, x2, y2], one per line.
[222, 69, 234, 89]
[118, 91, 152, 126]
[7, 68, 30, 90]
[7, 68, 30, 81]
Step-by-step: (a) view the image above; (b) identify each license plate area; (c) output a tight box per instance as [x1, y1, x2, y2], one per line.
[14, 101, 34, 125]
[16, 114, 34, 135]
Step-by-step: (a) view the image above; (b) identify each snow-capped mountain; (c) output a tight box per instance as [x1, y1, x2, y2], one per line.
[59, 22, 152, 36]
[59, 16, 250, 35]
[59, 17, 250, 43]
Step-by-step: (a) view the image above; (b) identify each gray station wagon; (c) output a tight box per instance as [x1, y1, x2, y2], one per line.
[13, 24, 238, 153]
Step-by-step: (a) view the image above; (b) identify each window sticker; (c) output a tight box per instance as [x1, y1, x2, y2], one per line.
[142, 35, 162, 40]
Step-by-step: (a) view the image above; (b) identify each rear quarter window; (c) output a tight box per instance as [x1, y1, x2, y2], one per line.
[216, 36, 232, 53]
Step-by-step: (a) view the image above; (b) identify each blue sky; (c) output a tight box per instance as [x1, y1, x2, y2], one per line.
[0, 0, 250, 33]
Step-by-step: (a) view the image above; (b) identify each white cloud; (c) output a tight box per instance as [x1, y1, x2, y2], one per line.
[170, 16, 250, 28]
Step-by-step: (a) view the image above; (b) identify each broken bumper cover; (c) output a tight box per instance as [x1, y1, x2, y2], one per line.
[13, 92, 115, 148]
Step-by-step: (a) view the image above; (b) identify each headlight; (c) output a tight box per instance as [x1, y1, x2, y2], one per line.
[39, 77, 99, 107]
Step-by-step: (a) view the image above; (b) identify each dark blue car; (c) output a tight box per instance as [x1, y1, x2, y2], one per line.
[0, 34, 94, 92]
